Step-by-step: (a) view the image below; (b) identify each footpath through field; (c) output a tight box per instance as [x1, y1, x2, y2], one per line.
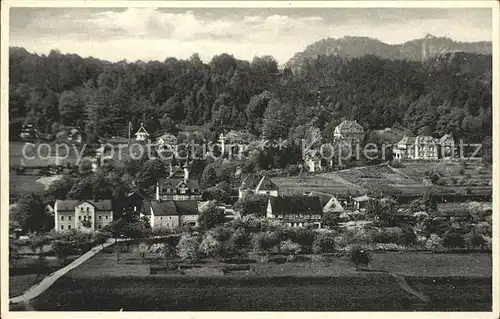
[9, 238, 122, 305]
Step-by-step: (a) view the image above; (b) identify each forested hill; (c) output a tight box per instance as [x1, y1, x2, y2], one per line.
[9, 47, 492, 144]
[286, 34, 492, 71]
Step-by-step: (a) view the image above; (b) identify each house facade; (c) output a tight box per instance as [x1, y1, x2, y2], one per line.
[156, 166, 202, 201]
[439, 133, 456, 159]
[54, 199, 113, 231]
[143, 200, 199, 229]
[393, 134, 446, 160]
[267, 195, 323, 228]
[238, 174, 279, 199]
[333, 120, 365, 144]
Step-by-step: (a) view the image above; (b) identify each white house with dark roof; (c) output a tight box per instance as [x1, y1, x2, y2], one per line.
[134, 123, 150, 141]
[143, 200, 199, 229]
[267, 195, 323, 228]
[156, 166, 202, 201]
[333, 120, 365, 144]
[393, 135, 440, 160]
[238, 174, 279, 199]
[54, 199, 113, 231]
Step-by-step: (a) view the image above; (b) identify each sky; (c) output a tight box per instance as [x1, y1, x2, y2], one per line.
[9, 7, 493, 64]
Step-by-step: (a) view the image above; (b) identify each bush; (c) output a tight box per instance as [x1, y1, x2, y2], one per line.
[135, 242, 149, 263]
[464, 232, 486, 249]
[397, 227, 417, 248]
[425, 234, 444, 251]
[199, 232, 222, 258]
[349, 245, 371, 271]
[443, 232, 465, 248]
[312, 231, 336, 254]
[370, 227, 402, 244]
[279, 239, 301, 260]
[473, 222, 492, 237]
[251, 231, 280, 255]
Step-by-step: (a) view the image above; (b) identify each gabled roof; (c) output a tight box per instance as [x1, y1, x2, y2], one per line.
[269, 196, 322, 215]
[255, 175, 279, 192]
[135, 124, 149, 135]
[415, 135, 437, 144]
[336, 120, 364, 132]
[323, 196, 345, 213]
[55, 199, 112, 211]
[145, 200, 199, 216]
[159, 178, 200, 191]
[397, 135, 416, 145]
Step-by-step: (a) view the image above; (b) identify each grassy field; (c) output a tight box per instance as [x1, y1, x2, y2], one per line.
[274, 162, 492, 197]
[273, 172, 366, 195]
[16, 246, 492, 311]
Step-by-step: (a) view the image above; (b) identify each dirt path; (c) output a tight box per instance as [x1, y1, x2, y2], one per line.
[9, 238, 120, 306]
[361, 268, 430, 303]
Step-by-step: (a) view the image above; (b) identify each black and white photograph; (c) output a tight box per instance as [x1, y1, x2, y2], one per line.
[2, 0, 498, 314]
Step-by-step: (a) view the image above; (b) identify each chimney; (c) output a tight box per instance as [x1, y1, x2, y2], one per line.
[169, 163, 173, 177]
[184, 167, 189, 181]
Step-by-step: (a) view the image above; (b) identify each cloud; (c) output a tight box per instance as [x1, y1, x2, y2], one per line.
[9, 8, 493, 64]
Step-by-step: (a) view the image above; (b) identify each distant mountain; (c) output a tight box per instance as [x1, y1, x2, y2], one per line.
[286, 34, 492, 70]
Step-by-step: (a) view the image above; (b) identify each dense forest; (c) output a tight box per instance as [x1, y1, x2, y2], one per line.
[9, 47, 492, 145]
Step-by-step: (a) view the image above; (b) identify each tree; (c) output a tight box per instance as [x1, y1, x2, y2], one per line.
[322, 212, 340, 230]
[349, 245, 371, 271]
[262, 99, 293, 140]
[232, 193, 269, 217]
[397, 227, 417, 249]
[312, 231, 336, 254]
[202, 186, 230, 203]
[138, 159, 167, 188]
[198, 202, 226, 230]
[199, 232, 222, 258]
[176, 233, 201, 264]
[135, 242, 149, 263]
[280, 239, 301, 261]
[200, 165, 218, 188]
[251, 231, 280, 258]
[12, 193, 51, 232]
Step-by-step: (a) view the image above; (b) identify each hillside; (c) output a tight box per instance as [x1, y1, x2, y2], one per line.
[286, 34, 492, 71]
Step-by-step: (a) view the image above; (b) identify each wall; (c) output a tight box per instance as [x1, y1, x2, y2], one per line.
[153, 215, 179, 229]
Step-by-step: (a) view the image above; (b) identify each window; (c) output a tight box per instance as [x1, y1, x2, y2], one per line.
[61, 215, 65, 221]
[68, 225, 72, 230]
[169, 216, 172, 220]
[99, 215, 102, 220]
[68, 216, 72, 221]
[83, 216, 86, 221]
[98, 225, 102, 229]
[160, 217, 163, 220]
[79, 216, 82, 220]
[81, 208, 83, 212]
[88, 215, 91, 220]
[105, 215, 108, 220]
[61, 225, 64, 230]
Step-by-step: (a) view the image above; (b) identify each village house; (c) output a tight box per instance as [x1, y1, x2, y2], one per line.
[156, 165, 202, 201]
[54, 199, 113, 231]
[66, 127, 83, 143]
[142, 200, 199, 229]
[238, 174, 279, 199]
[352, 194, 373, 211]
[393, 135, 440, 160]
[134, 123, 150, 142]
[19, 124, 38, 140]
[333, 120, 365, 144]
[267, 195, 323, 228]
